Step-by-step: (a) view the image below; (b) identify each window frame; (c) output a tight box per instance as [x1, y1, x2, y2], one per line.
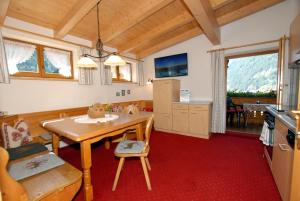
[112, 62, 133, 83]
[225, 49, 279, 94]
[4, 37, 74, 80]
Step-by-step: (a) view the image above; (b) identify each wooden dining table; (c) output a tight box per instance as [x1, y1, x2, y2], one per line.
[41, 112, 152, 201]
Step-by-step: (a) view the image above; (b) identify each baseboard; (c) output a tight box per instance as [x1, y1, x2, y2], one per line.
[155, 128, 210, 139]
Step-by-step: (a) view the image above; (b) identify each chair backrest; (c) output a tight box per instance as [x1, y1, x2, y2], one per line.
[0, 147, 28, 201]
[144, 115, 154, 147]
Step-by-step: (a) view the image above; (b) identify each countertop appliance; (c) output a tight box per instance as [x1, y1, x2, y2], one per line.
[287, 129, 295, 149]
[264, 111, 275, 160]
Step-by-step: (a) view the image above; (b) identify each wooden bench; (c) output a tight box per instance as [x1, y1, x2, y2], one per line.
[0, 100, 153, 147]
[0, 147, 82, 201]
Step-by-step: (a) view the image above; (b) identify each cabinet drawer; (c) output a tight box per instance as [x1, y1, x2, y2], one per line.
[154, 113, 172, 130]
[173, 103, 188, 110]
[189, 104, 209, 111]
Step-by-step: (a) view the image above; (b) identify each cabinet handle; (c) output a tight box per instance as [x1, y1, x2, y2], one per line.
[279, 143, 289, 151]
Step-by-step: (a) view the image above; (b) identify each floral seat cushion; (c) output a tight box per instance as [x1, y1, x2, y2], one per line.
[115, 140, 145, 154]
[1, 120, 32, 149]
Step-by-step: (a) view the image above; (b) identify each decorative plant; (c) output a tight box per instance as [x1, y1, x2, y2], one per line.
[105, 104, 113, 113]
[227, 90, 276, 98]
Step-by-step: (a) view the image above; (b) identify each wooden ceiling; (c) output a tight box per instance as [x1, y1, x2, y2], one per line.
[1, 0, 284, 58]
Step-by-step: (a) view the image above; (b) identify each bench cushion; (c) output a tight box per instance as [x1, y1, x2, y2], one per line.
[2, 120, 32, 149]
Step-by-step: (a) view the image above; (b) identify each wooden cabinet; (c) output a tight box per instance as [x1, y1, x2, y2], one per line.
[172, 104, 189, 133]
[189, 110, 209, 135]
[153, 79, 211, 139]
[154, 113, 172, 130]
[188, 104, 211, 136]
[153, 79, 180, 130]
[171, 102, 211, 138]
[272, 119, 294, 201]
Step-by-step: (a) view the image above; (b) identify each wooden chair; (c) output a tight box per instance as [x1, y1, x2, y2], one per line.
[111, 105, 141, 144]
[0, 147, 82, 201]
[112, 114, 154, 191]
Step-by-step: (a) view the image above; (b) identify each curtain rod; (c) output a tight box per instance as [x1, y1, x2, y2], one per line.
[2, 25, 144, 62]
[206, 38, 288, 53]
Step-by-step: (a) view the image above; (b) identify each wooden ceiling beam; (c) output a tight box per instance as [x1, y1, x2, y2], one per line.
[54, 0, 99, 39]
[103, 0, 175, 43]
[136, 26, 202, 59]
[210, 0, 235, 9]
[183, 0, 220, 45]
[0, 0, 10, 26]
[216, 0, 285, 26]
[118, 11, 193, 53]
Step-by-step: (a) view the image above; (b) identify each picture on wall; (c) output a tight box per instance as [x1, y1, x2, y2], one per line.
[154, 53, 188, 78]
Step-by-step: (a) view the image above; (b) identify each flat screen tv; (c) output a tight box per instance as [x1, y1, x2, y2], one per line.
[154, 53, 188, 78]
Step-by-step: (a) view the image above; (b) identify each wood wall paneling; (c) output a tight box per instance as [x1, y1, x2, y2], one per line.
[0, 100, 153, 147]
[118, 11, 193, 53]
[102, 0, 175, 43]
[0, 0, 10, 25]
[136, 22, 202, 58]
[55, 0, 99, 38]
[216, 0, 285, 26]
[4, 0, 285, 58]
[7, 0, 77, 29]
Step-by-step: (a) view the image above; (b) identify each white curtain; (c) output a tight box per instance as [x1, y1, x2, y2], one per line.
[78, 47, 93, 85]
[137, 61, 144, 86]
[103, 64, 112, 85]
[44, 47, 71, 77]
[0, 28, 10, 83]
[211, 50, 226, 133]
[99, 57, 112, 85]
[4, 39, 35, 75]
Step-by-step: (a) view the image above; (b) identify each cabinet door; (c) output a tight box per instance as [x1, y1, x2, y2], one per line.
[172, 110, 189, 132]
[153, 81, 172, 114]
[272, 130, 293, 201]
[154, 113, 172, 130]
[189, 110, 209, 135]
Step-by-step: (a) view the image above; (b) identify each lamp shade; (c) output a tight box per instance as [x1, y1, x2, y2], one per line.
[104, 55, 126, 66]
[77, 56, 97, 68]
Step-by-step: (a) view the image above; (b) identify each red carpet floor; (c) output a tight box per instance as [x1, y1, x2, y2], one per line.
[59, 131, 281, 201]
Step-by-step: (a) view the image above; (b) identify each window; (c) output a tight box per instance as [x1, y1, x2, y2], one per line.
[4, 38, 73, 79]
[111, 63, 132, 82]
[226, 50, 278, 95]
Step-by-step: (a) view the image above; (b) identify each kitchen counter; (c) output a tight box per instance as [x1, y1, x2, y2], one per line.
[173, 101, 212, 105]
[266, 105, 296, 132]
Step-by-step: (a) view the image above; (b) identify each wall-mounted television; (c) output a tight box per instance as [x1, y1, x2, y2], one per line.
[154, 53, 188, 78]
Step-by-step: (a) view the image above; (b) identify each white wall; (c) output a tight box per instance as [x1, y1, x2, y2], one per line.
[143, 0, 299, 103]
[0, 20, 149, 115]
[1, 0, 298, 114]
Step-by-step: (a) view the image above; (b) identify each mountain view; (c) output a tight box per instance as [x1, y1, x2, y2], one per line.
[227, 52, 278, 93]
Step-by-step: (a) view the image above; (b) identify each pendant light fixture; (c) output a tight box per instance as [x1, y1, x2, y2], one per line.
[77, 1, 126, 68]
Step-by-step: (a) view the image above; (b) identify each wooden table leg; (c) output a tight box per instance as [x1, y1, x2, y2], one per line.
[52, 133, 60, 155]
[80, 141, 93, 201]
[104, 139, 110, 150]
[136, 123, 144, 141]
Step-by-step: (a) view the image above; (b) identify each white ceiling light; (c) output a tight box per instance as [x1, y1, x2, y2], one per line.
[104, 54, 126, 66]
[77, 55, 97, 68]
[77, 1, 128, 68]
